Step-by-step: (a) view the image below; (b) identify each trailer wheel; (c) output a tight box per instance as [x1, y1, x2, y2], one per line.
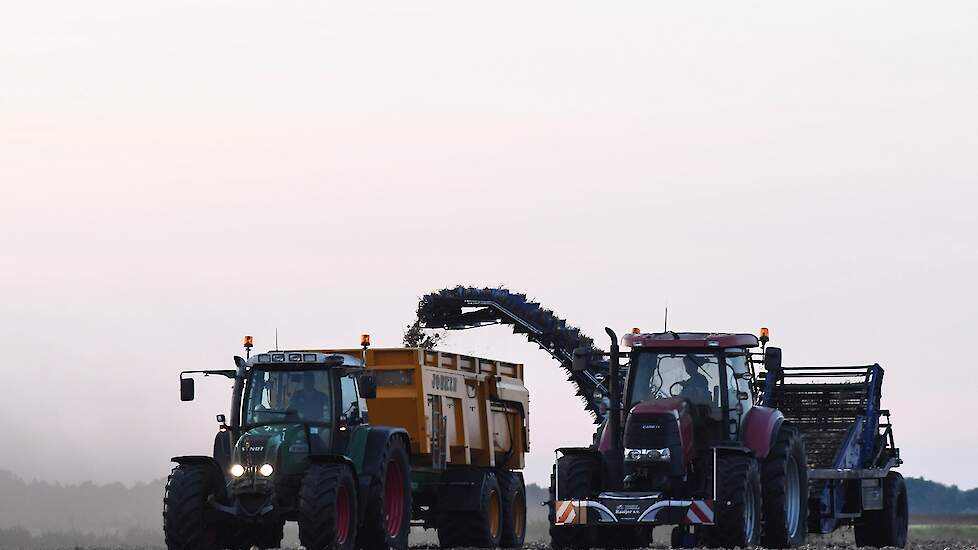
[549, 454, 601, 550]
[854, 472, 908, 548]
[497, 470, 527, 547]
[358, 436, 411, 550]
[761, 426, 809, 548]
[699, 453, 762, 549]
[298, 463, 358, 550]
[437, 470, 503, 548]
[163, 463, 225, 550]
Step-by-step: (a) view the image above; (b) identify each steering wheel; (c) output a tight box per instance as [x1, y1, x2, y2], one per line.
[669, 381, 685, 397]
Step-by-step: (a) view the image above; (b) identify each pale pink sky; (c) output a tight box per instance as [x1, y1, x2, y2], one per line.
[1, 1, 976, 488]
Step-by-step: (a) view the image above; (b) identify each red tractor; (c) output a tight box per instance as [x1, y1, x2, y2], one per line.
[551, 329, 806, 549]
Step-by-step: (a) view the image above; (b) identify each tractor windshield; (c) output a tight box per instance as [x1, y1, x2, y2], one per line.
[628, 352, 722, 407]
[244, 368, 333, 425]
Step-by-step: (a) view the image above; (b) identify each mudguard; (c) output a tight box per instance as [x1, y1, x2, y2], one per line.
[742, 406, 785, 459]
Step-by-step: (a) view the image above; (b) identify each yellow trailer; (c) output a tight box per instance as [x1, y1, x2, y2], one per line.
[321, 347, 530, 548]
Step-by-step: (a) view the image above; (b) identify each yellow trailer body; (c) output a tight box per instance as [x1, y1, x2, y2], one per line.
[321, 347, 529, 471]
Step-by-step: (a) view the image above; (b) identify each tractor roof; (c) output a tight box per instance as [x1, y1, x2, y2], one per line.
[248, 351, 363, 368]
[623, 331, 759, 349]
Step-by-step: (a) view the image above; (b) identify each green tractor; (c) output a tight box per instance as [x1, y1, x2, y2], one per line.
[165, 338, 411, 550]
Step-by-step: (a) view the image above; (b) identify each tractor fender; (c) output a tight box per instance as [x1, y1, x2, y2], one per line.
[742, 406, 785, 460]
[309, 453, 357, 470]
[169, 456, 227, 496]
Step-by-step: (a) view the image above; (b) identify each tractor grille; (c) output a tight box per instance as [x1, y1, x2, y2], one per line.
[760, 366, 876, 469]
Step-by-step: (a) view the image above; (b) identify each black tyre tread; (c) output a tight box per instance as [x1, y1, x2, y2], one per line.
[761, 426, 809, 548]
[163, 464, 223, 550]
[854, 472, 908, 548]
[497, 470, 527, 548]
[699, 453, 762, 549]
[437, 471, 503, 548]
[549, 454, 600, 550]
[357, 436, 411, 550]
[298, 463, 357, 550]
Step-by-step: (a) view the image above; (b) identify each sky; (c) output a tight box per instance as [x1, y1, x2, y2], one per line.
[1, 1, 977, 489]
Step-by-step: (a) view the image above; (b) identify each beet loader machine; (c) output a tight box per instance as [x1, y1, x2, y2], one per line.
[417, 286, 906, 549]
[166, 335, 529, 550]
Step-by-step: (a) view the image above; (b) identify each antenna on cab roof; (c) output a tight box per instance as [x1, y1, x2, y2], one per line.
[275, 328, 279, 351]
[664, 306, 669, 332]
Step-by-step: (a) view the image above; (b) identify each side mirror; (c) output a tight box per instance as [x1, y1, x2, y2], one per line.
[180, 377, 195, 401]
[764, 346, 783, 373]
[359, 374, 378, 399]
[571, 347, 590, 372]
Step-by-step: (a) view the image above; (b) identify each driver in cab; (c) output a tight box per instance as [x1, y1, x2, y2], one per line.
[679, 355, 711, 403]
[290, 372, 329, 420]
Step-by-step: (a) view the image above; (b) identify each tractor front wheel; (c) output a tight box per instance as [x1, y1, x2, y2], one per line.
[163, 463, 225, 550]
[549, 454, 601, 550]
[699, 452, 762, 549]
[298, 463, 358, 550]
[761, 426, 809, 548]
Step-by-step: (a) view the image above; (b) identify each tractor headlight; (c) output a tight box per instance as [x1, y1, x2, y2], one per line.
[623, 448, 671, 462]
[258, 463, 274, 477]
[229, 464, 245, 477]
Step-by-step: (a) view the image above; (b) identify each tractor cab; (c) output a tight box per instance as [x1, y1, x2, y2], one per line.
[610, 332, 761, 493]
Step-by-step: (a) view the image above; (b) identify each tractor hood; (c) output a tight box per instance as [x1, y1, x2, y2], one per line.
[629, 396, 689, 417]
[231, 424, 312, 479]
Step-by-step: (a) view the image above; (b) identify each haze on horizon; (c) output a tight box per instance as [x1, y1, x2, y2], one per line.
[1, 1, 976, 490]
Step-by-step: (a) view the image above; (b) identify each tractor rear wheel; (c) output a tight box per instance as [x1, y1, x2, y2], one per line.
[549, 454, 601, 550]
[298, 463, 358, 550]
[357, 436, 411, 550]
[761, 426, 809, 548]
[854, 472, 908, 548]
[163, 463, 226, 550]
[437, 470, 503, 548]
[699, 452, 762, 549]
[497, 470, 527, 548]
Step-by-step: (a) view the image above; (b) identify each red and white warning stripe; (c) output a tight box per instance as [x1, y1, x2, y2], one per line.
[555, 500, 578, 524]
[684, 500, 715, 525]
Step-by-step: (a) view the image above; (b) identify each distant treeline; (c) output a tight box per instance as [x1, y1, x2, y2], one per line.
[0, 470, 974, 548]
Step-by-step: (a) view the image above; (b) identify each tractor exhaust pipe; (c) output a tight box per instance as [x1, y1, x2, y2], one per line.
[605, 327, 621, 450]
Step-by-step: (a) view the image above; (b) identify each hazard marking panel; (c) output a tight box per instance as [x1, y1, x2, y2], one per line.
[555, 500, 586, 525]
[683, 500, 715, 525]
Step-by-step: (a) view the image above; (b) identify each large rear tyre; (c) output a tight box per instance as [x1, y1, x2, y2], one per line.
[854, 472, 908, 548]
[498, 470, 527, 548]
[298, 463, 358, 550]
[761, 426, 809, 548]
[549, 453, 601, 550]
[699, 453, 762, 549]
[437, 470, 504, 548]
[357, 436, 411, 550]
[163, 463, 226, 550]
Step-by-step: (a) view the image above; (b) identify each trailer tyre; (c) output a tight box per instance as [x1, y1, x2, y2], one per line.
[699, 453, 762, 549]
[854, 472, 908, 548]
[549, 454, 601, 550]
[437, 470, 503, 548]
[163, 463, 225, 550]
[298, 463, 358, 550]
[497, 470, 527, 547]
[761, 426, 809, 548]
[357, 436, 411, 550]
